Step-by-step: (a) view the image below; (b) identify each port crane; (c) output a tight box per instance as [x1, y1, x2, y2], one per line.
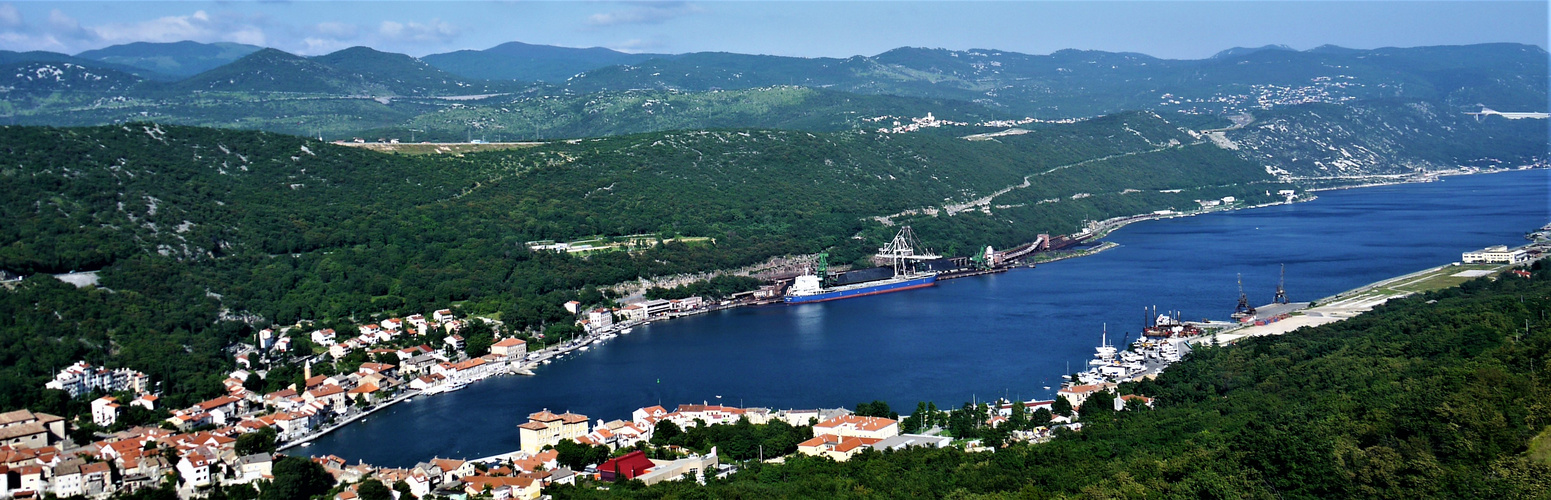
[1274, 264, 1289, 304]
[876, 226, 940, 275]
[1232, 273, 1257, 320]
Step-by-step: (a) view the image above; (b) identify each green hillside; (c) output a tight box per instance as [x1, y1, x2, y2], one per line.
[422, 41, 669, 83]
[310, 46, 516, 96]
[1, 43, 1542, 182]
[0, 114, 1278, 411]
[75, 41, 263, 79]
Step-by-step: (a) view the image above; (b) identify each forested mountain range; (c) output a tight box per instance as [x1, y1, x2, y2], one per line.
[420, 41, 670, 83]
[0, 41, 1542, 181]
[75, 41, 264, 79]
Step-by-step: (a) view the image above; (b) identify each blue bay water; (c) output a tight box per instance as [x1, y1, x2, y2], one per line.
[304, 169, 1550, 466]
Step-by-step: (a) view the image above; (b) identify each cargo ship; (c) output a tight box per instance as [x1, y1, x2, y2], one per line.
[783, 271, 937, 303]
[785, 226, 941, 304]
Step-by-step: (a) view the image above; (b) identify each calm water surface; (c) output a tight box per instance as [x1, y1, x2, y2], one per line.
[305, 169, 1550, 466]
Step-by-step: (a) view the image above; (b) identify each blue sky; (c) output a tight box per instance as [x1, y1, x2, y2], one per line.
[0, 1, 1545, 59]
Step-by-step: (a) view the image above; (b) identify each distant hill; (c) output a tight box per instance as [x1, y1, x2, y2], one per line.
[310, 46, 515, 95]
[75, 41, 262, 79]
[0, 49, 169, 80]
[1210, 44, 1297, 59]
[558, 43, 1546, 117]
[1, 42, 1542, 172]
[0, 61, 143, 95]
[422, 41, 670, 82]
[171, 48, 386, 94]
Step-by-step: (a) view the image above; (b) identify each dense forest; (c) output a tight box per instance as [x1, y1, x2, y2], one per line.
[0, 114, 1279, 415]
[550, 261, 1551, 499]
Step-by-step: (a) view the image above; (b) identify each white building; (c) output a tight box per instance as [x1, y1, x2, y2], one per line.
[43, 361, 151, 398]
[311, 329, 337, 346]
[813, 415, 899, 440]
[671, 297, 704, 311]
[588, 308, 615, 329]
[1462, 245, 1530, 264]
[642, 299, 675, 317]
[91, 396, 120, 427]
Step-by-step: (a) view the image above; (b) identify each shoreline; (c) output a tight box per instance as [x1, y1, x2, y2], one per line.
[293, 167, 1541, 456]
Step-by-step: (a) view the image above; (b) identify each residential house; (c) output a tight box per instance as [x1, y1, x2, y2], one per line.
[311, 329, 337, 346]
[177, 450, 215, 487]
[92, 396, 121, 427]
[798, 435, 883, 462]
[258, 328, 277, 350]
[462, 475, 539, 500]
[305, 385, 347, 413]
[433, 309, 455, 323]
[131, 394, 158, 411]
[357, 363, 398, 378]
[813, 415, 899, 440]
[1057, 383, 1115, 409]
[402, 353, 440, 375]
[1117, 394, 1155, 410]
[632, 405, 668, 427]
[190, 396, 243, 426]
[52, 459, 84, 497]
[80, 461, 112, 496]
[673, 403, 745, 427]
[16, 464, 46, 495]
[406, 314, 429, 332]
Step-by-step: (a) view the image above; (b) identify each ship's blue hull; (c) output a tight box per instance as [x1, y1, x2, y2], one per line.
[784, 274, 937, 304]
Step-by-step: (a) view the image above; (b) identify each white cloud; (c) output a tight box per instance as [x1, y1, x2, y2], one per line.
[587, 2, 703, 27]
[0, 4, 22, 29]
[47, 9, 93, 42]
[378, 19, 457, 44]
[88, 10, 265, 46]
[0, 31, 65, 52]
[610, 38, 668, 54]
[311, 21, 358, 39]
